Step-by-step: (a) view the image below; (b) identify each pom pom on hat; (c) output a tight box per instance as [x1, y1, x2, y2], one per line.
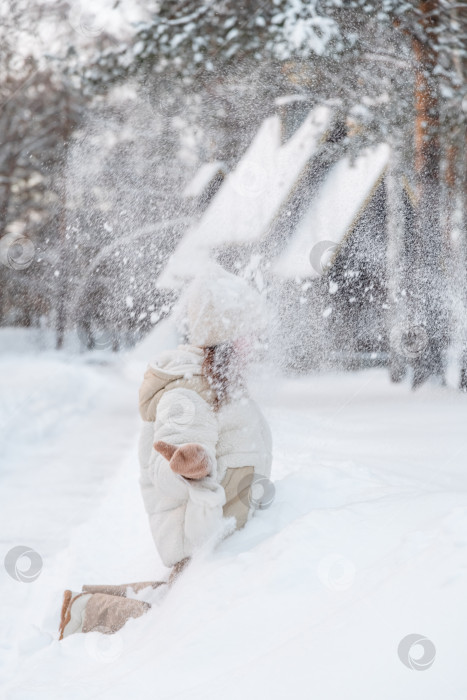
[175, 263, 265, 347]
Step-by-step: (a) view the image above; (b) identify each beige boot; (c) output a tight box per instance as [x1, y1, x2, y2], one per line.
[59, 589, 150, 639]
[82, 593, 150, 634]
[59, 590, 92, 640]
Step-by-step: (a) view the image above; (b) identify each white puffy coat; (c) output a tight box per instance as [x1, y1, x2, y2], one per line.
[138, 345, 272, 567]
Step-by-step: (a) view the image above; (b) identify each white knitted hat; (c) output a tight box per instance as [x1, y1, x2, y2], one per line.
[176, 263, 265, 347]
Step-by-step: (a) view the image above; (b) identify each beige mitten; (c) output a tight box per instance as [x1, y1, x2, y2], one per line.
[154, 440, 211, 480]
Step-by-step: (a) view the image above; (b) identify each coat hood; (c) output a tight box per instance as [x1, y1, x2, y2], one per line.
[149, 344, 205, 378]
[139, 345, 209, 421]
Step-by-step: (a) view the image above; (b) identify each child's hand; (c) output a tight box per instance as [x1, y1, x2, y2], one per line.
[153, 440, 210, 480]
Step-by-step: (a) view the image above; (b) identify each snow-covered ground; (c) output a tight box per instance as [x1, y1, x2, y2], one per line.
[1, 334, 467, 699]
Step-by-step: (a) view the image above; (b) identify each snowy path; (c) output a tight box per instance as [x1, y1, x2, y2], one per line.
[1, 352, 467, 699]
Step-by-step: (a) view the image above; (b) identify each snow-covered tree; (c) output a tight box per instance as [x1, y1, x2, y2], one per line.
[0, 2, 85, 335]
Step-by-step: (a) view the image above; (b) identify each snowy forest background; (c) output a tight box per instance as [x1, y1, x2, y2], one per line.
[1, 0, 466, 388]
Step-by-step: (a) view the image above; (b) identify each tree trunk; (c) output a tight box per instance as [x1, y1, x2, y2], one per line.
[410, 2, 446, 388]
[55, 201, 67, 350]
[455, 52, 467, 389]
[0, 160, 15, 323]
[459, 121, 467, 390]
[386, 145, 408, 382]
[55, 94, 72, 350]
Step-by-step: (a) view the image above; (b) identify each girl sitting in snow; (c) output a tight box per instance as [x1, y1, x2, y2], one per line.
[59, 265, 273, 639]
